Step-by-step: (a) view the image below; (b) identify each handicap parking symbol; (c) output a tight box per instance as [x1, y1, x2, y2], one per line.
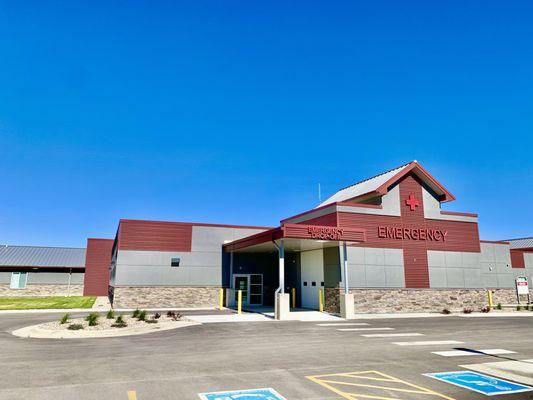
[198, 388, 287, 400]
[425, 371, 533, 396]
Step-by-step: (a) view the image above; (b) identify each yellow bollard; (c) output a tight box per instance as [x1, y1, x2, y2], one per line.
[219, 288, 224, 309]
[488, 290, 494, 309]
[237, 289, 242, 314]
[318, 288, 324, 312]
[291, 288, 296, 309]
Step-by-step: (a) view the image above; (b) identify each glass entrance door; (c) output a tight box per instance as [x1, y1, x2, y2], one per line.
[234, 275, 249, 305]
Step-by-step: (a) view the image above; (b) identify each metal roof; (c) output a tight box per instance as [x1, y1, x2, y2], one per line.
[0, 245, 86, 268]
[318, 162, 412, 207]
[507, 238, 533, 249]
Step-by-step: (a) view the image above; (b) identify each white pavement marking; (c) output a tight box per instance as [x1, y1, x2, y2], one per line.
[361, 333, 424, 338]
[461, 360, 533, 386]
[337, 327, 394, 332]
[316, 323, 369, 326]
[393, 340, 463, 346]
[187, 314, 273, 323]
[432, 349, 516, 357]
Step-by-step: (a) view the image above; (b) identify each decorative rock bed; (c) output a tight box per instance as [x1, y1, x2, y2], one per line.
[12, 314, 200, 339]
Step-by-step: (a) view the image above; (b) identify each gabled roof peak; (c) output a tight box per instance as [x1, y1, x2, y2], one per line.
[318, 161, 455, 207]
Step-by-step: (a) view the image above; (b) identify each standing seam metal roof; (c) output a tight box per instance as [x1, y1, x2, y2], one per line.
[0, 245, 86, 267]
[507, 238, 533, 249]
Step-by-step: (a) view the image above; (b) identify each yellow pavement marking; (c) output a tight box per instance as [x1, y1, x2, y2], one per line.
[318, 379, 431, 394]
[127, 390, 137, 400]
[307, 370, 456, 400]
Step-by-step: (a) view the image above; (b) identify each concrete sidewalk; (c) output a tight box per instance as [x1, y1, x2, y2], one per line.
[0, 306, 219, 315]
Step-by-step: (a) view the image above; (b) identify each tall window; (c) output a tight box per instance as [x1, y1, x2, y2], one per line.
[10, 272, 27, 289]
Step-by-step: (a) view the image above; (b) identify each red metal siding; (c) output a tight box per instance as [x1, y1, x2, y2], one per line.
[338, 213, 403, 248]
[509, 248, 533, 269]
[337, 173, 481, 289]
[83, 238, 114, 296]
[399, 175, 430, 288]
[118, 220, 193, 251]
[298, 212, 338, 226]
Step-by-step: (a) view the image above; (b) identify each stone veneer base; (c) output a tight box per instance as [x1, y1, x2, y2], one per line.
[112, 286, 221, 309]
[325, 288, 521, 314]
[0, 284, 83, 297]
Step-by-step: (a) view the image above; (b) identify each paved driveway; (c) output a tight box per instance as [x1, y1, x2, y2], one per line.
[0, 312, 532, 399]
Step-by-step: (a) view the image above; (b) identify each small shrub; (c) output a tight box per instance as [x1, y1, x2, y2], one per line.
[132, 309, 141, 318]
[517, 305, 522, 311]
[60, 313, 70, 324]
[137, 310, 147, 321]
[145, 319, 158, 324]
[85, 312, 99, 326]
[154, 312, 161, 319]
[111, 321, 127, 328]
[116, 315, 125, 324]
[441, 309, 451, 315]
[496, 303, 502, 310]
[463, 308, 473, 314]
[67, 323, 84, 330]
[480, 306, 490, 313]
[106, 309, 115, 319]
[166, 311, 182, 321]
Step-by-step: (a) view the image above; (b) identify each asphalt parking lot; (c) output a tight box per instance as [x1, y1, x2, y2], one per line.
[1, 312, 533, 399]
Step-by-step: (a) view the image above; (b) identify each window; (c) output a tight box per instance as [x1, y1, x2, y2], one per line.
[10, 272, 27, 289]
[171, 257, 180, 267]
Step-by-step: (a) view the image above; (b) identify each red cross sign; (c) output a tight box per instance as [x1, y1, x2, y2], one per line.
[405, 194, 420, 211]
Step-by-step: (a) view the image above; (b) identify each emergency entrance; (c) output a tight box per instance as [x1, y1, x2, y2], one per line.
[233, 274, 263, 306]
[224, 223, 366, 317]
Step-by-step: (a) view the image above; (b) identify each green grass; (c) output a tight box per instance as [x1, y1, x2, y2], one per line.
[0, 296, 96, 310]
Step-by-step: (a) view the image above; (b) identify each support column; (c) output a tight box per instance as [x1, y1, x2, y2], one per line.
[340, 241, 355, 319]
[279, 239, 285, 293]
[275, 239, 290, 320]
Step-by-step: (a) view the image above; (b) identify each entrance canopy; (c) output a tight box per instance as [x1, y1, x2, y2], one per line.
[223, 223, 366, 253]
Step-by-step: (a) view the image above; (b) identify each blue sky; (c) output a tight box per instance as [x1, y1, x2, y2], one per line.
[0, 1, 532, 247]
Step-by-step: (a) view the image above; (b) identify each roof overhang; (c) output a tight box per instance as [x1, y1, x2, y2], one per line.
[223, 223, 366, 253]
[351, 161, 456, 203]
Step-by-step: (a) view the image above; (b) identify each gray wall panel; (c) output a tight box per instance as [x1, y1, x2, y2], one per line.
[116, 265, 220, 286]
[365, 265, 386, 287]
[429, 267, 447, 288]
[385, 266, 405, 287]
[0, 271, 83, 284]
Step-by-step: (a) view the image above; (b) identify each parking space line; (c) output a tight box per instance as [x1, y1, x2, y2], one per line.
[316, 323, 370, 326]
[338, 327, 394, 332]
[127, 390, 137, 400]
[432, 349, 516, 357]
[307, 370, 456, 400]
[361, 333, 424, 338]
[393, 340, 463, 346]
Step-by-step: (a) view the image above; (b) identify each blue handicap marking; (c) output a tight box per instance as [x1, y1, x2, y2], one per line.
[425, 371, 533, 396]
[198, 388, 287, 400]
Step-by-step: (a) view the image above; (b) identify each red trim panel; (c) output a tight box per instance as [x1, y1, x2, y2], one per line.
[223, 228, 283, 252]
[510, 248, 533, 268]
[118, 220, 193, 251]
[480, 240, 510, 244]
[119, 218, 272, 230]
[297, 212, 338, 226]
[440, 210, 478, 217]
[83, 238, 114, 296]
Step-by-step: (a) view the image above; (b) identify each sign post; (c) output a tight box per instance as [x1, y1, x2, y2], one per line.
[515, 276, 530, 305]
